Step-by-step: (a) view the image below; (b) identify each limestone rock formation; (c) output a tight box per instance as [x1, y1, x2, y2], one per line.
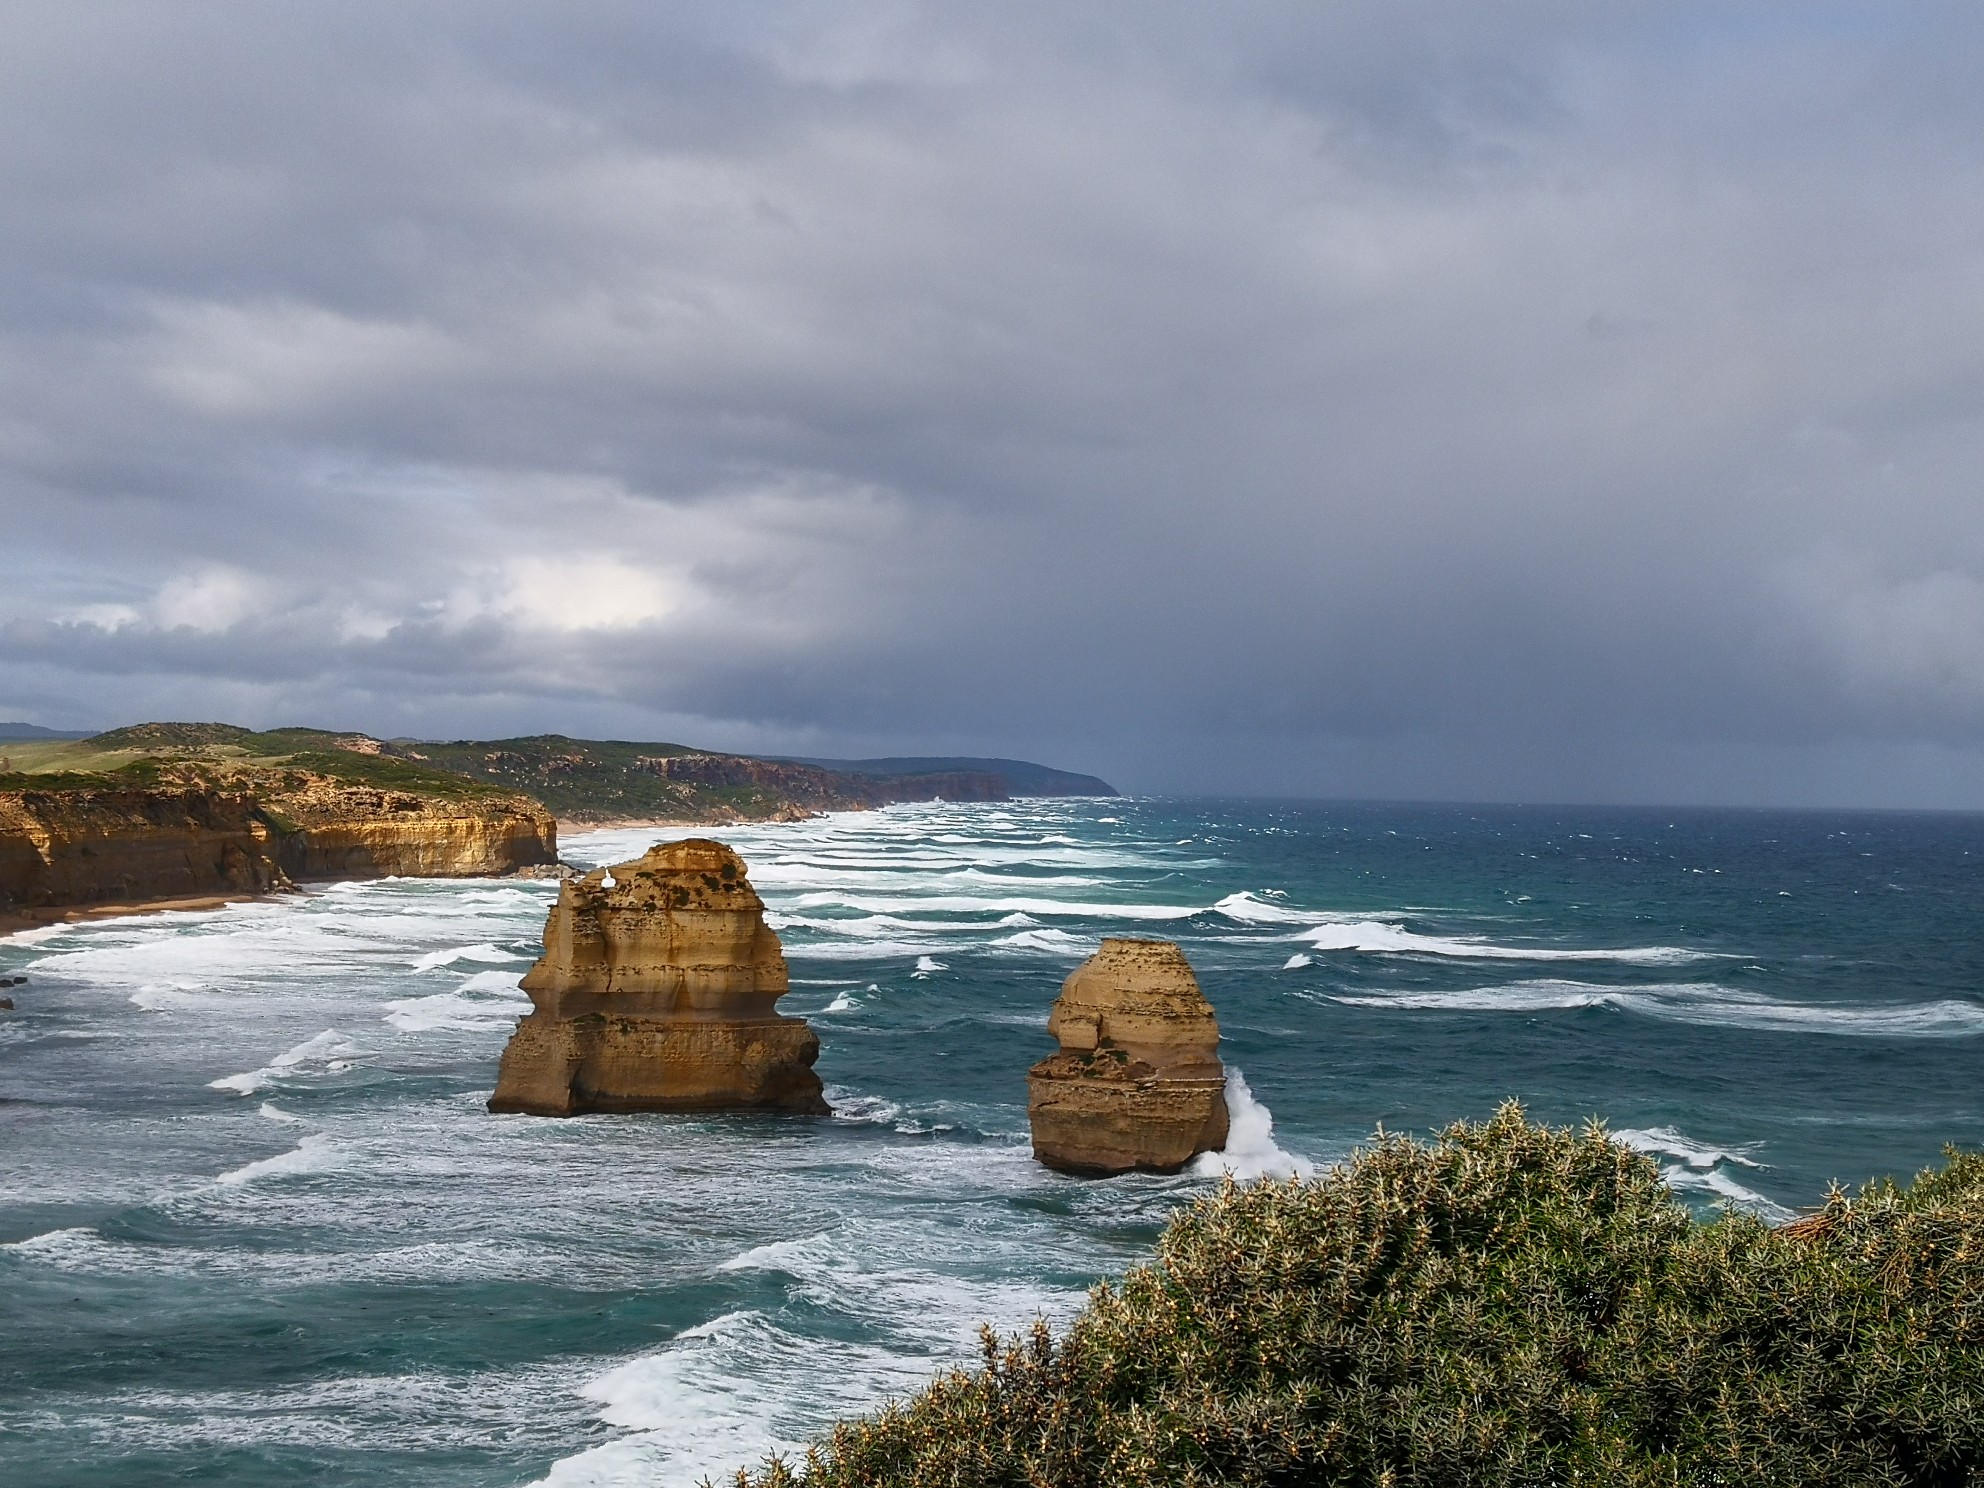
[0, 788, 284, 917]
[266, 781, 555, 880]
[0, 782, 555, 926]
[1028, 938, 1229, 1175]
[488, 839, 828, 1116]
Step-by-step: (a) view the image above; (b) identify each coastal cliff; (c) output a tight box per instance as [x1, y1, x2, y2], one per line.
[489, 839, 826, 1115]
[1028, 938, 1229, 1174]
[263, 780, 555, 879]
[0, 787, 287, 913]
[397, 735, 1038, 824]
[0, 736, 555, 924]
[0, 718, 1111, 920]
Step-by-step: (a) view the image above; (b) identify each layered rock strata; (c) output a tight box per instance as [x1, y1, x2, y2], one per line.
[0, 789, 285, 914]
[0, 783, 555, 922]
[1028, 938, 1229, 1175]
[488, 839, 827, 1116]
[264, 782, 555, 880]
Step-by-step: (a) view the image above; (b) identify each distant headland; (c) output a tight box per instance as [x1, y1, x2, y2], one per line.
[0, 722, 1114, 930]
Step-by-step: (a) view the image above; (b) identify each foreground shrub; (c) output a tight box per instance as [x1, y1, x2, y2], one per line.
[727, 1104, 1984, 1487]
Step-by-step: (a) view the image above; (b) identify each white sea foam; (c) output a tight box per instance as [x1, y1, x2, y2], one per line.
[381, 993, 522, 1032]
[215, 1133, 343, 1188]
[1328, 980, 1984, 1037]
[1615, 1126, 1765, 1171]
[1193, 1070, 1314, 1181]
[273, 1029, 361, 1067]
[459, 887, 545, 907]
[1281, 953, 1313, 970]
[1214, 891, 1331, 926]
[1299, 920, 1710, 964]
[530, 1196, 1090, 1488]
[913, 956, 948, 973]
[824, 1089, 906, 1127]
[258, 1101, 307, 1124]
[458, 968, 530, 995]
[717, 1234, 834, 1274]
[782, 938, 943, 962]
[208, 1070, 272, 1095]
[991, 928, 1091, 955]
[524, 1312, 862, 1488]
[820, 990, 860, 1013]
[789, 892, 1199, 920]
[3, 1225, 104, 1262]
[4, 922, 75, 946]
[1614, 1127, 1793, 1222]
[383, 969, 529, 1031]
[1665, 1166, 1797, 1223]
[409, 942, 523, 972]
[209, 1029, 363, 1094]
[128, 982, 221, 1011]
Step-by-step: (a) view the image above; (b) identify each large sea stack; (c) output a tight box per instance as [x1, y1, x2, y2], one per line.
[1027, 938, 1229, 1175]
[488, 839, 828, 1116]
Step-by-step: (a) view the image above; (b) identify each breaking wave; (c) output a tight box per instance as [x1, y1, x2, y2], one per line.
[1327, 980, 1984, 1037]
[215, 1133, 344, 1188]
[1297, 921, 1711, 964]
[1615, 1126, 1794, 1223]
[1193, 1070, 1314, 1181]
[208, 1029, 363, 1094]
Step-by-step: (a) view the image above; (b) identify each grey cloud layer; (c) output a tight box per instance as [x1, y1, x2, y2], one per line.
[5, 1, 1984, 803]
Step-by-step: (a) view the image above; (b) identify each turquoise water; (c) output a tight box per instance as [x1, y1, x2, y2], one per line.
[2, 798, 1981, 1485]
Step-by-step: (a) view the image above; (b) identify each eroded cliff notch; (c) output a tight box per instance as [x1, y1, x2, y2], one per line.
[1028, 938, 1228, 1175]
[488, 839, 828, 1116]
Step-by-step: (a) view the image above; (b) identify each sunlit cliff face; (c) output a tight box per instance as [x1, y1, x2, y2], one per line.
[6, 3, 1984, 806]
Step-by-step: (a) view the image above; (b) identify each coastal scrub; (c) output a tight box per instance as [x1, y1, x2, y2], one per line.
[728, 1103, 1984, 1487]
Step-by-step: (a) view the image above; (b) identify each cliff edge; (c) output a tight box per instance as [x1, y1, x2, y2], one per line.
[0, 731, 555, 924]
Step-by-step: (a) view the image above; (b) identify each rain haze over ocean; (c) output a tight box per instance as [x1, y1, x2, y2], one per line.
[5, 5, 1984, 1487]
[3, 3, 1984, 806]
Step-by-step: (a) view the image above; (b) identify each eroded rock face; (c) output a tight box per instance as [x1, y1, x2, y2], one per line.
[488, 839, 828, 1116]
[267, 783, 555, 880]
[0, 789, 283, 915]
[0, 782, 555, 923]
[1027, 938, 1228, 1175]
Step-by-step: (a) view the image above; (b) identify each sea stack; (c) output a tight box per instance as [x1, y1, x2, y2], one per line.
[488, 839, 828, 1116]
[1027, 938, 1229, 1175]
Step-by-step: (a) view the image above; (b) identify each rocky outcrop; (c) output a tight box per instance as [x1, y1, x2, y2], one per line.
[0, 782, 555, 921]
[263, 782, 556, 880]
[488, 839, 827, 1116]
[0, 788, 287, 914]
[1028, 938, 1229, 1175]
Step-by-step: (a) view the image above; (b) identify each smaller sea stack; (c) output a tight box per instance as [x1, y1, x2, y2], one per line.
[1027, 938, 1228, 1175]
[488, 839, 827, 1116]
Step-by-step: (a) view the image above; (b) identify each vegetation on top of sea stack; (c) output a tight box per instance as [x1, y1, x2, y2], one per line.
[728, 1104, 1984, 1488]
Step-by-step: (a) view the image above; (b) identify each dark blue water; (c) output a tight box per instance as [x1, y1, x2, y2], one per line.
[2, 799, 1979, 1485]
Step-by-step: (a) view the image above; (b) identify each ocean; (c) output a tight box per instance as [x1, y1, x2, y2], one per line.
[3, 798, 1981, 1486]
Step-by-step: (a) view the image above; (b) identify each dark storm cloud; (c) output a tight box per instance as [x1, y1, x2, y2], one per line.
[5, 1, 1984, 803]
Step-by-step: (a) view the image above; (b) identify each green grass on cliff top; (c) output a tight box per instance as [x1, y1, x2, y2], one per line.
[0, 728, 515, 802]
[0, 725, 801, 818]
[729, 1105, 1984, 1488]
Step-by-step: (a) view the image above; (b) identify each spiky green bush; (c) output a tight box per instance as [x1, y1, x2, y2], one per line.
[727, 1104, 1984, 1488]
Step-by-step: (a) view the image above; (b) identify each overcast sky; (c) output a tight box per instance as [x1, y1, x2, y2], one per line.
[4, 2, 1983, 805]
